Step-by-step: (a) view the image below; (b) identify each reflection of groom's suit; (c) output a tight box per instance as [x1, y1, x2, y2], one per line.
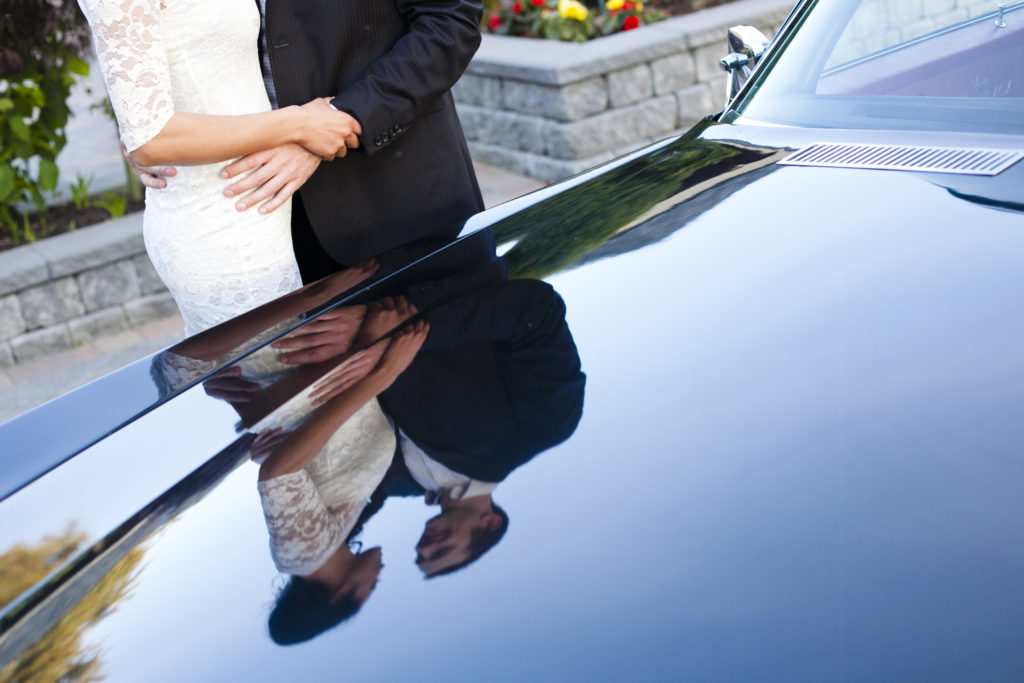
[376, 264, 586, 498]
[260, 0, 485, 279]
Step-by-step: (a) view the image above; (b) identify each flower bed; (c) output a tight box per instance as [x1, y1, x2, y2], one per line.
[487, 0, 665, 43]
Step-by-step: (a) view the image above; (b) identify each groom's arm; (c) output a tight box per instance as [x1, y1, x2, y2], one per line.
[329, 0, 483, 157]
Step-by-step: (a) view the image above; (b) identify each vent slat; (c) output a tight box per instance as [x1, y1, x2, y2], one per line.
[779, 143, 1023, 176]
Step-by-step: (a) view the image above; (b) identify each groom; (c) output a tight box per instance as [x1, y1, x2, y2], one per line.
[142, 0, 485, 284]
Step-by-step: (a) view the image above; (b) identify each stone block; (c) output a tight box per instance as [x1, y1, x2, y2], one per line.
[0, 294, 26, 340]
[676, 83, 716, 127]
[30, 212, 145, 278]
[452, 73, 504, 108]
[68, 306, 130, 345]
[10, 324, 73, 363]
[543, 96, 678, 160]
[607, 64, 654, 109]
[0, 341, 13, 369]
[0, 244, 49, 297]
[467, 107, 549, 155]
[651, 53, 696, 95]
[888, 0, 923, 25]
[124, 293, 180, 327]
[132, 254, 167, 295]
[18, 277, 86, 330]
[693, 43, 726, 84]
[921, 0, 955, 13]
[78, 260, 141, 312]
[502, 77, 608, 122]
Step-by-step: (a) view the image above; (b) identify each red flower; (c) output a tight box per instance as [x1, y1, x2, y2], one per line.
[489, 13, 503, 28]
[530, 0, 544, 7]
[622, 14, 640, 29]
[622, 1, 635, 9]
[513, 1, 522, 11]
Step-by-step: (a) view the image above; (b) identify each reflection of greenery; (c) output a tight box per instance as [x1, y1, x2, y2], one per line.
[493, 132, 769, 279]
[0, 524, 145, 683]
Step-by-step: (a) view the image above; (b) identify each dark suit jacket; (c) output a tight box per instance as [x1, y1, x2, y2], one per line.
[380, 274, 586, 483]
[262, 0, 485, 266]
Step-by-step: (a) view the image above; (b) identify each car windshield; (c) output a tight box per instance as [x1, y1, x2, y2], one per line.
[737, 0, 1024, 134]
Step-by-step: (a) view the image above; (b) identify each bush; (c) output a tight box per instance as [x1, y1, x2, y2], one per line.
[0, 0, 92, 244]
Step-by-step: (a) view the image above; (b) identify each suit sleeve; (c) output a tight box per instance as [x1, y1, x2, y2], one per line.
[328, 0, 483, 156]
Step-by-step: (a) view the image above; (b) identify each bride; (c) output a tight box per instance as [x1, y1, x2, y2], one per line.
[77, 0, 359, 335]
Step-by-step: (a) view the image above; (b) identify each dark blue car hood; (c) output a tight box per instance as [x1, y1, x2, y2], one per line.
[2, 122, 1023, 681]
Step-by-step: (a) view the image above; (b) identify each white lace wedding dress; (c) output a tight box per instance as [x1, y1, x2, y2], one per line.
[256, 400, 396, 575]
[79, 0, 302, 335]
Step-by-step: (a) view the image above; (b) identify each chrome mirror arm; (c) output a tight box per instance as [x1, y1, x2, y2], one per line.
[719, 25, 770, 110]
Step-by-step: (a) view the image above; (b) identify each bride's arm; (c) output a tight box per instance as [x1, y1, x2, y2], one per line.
[131, 103, 360, 167]
[79, 0, 357, 165]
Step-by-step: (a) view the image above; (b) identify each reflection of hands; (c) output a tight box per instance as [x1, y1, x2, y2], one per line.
[203, 366, 260, 403]
[272, 305, 367, 365]
[220, 143, 320, 215]
[250, 427, 286, 464]
[310, 343, 385, 405]
[367, 320, 429, 388]
[356, 296, 418, 347]
[297, 98, 361, 160]
[123, 141, 176, 190]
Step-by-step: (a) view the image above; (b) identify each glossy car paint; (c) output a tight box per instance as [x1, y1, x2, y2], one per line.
[2, 4, 1024, 681]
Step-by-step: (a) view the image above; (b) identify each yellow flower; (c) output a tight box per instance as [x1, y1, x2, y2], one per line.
[636, 1, 644, 10]
[558, 0, 589, 20]
[606, 0, 623, 9]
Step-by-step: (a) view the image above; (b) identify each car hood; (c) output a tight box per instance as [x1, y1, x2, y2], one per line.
[2, 123, 1024, 681]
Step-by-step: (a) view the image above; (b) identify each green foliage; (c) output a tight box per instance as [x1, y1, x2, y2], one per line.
[0, 0, 92, 244]
[69, 173, 93, 210]
[95, 190, 126, 219]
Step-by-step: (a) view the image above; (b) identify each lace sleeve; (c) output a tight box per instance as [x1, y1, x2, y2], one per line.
[79, 0, 175, 152]
[257, 470, 346, 576]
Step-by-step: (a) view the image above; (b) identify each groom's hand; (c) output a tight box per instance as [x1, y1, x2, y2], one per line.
[221, 143, 321, 214]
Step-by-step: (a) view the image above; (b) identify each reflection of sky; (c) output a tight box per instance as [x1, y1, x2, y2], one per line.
[6, 166, 1024, 680]
[0, 387, 241, 549]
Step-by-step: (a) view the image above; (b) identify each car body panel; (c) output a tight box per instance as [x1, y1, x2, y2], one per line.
[3, 0, 1024, 677]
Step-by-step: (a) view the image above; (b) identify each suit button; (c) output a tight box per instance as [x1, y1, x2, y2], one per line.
[382, 133, 391, 144]
[373, 135, 383, 146]
[395, 124, 402, 134]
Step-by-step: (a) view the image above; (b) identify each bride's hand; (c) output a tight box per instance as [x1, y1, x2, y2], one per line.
[297, 98, 361, 160]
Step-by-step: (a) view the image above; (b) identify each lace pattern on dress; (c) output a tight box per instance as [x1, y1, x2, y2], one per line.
[78, 0, 176, 152]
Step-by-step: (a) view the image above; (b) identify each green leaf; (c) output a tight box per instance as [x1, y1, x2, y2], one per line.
[39, 158, 59, 192]
[68, 57, 90, 76]
[9, 117, 30, 142]
[0, 98, 13, 112]
[0, 165, 15, 200]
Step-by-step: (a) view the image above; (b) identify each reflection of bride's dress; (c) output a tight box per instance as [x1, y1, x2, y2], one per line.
[256, 401, 395, 575]
[79, 0, 302, 336]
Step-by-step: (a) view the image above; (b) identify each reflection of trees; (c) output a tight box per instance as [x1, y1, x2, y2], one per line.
[0, 524, 145, 683]
[493, 132, 775, 280]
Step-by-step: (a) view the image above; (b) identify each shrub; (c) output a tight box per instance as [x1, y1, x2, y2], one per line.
[0, 0, 92, 243]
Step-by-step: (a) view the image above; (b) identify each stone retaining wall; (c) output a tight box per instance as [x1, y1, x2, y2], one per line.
[0, 214, 178, 368]
[453, 0, 795, 182]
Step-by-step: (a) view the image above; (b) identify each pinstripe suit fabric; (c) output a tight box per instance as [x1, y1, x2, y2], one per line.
[262, 0, 485, 271]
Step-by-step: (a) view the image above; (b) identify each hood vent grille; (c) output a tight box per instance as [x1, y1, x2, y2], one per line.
[778, 142, 1023, 176]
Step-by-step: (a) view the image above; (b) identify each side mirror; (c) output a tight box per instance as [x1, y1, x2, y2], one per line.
[719, 25, 770, 108]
